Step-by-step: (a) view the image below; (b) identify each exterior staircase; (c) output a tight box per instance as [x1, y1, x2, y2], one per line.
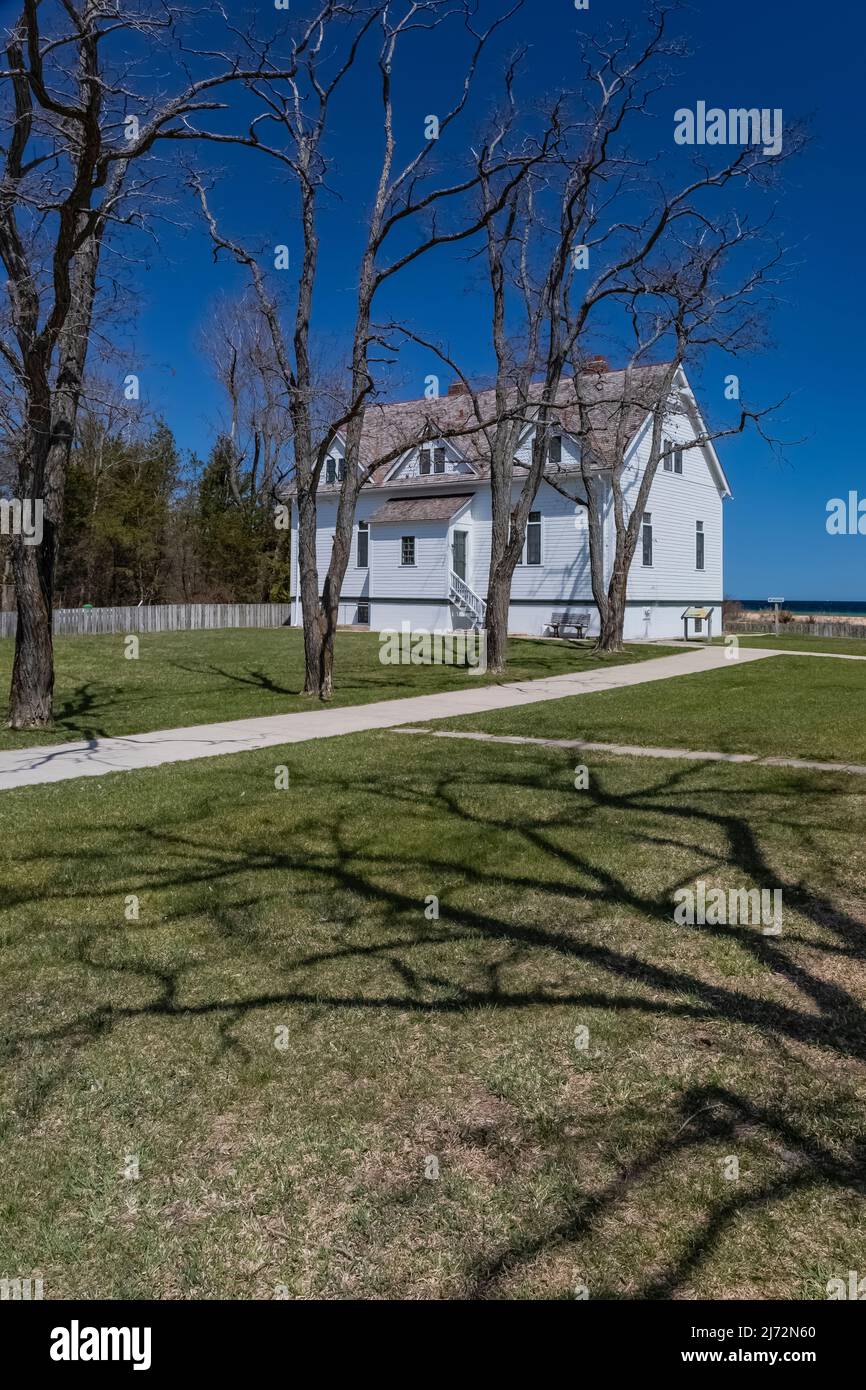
[449, 570, 486, 628]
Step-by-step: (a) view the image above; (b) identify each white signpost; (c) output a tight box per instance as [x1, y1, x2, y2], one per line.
[768, 597, 785, 636]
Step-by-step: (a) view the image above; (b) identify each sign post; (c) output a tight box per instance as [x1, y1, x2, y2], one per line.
[768, 597, 785, 636]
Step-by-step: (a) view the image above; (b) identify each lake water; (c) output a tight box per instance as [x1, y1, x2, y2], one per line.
[738, 600, 866, 618]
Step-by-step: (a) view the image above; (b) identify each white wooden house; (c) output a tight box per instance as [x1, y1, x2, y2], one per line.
[290, 362, 730, 641]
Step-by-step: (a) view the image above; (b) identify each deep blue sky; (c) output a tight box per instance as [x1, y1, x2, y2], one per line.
[126, 0, 866, 600]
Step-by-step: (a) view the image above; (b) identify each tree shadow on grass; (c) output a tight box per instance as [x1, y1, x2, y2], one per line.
[2, 749, 865, 1293]
[168, 661, 298, 699]
[5, 755, 866, 1054]
[466, 1083, 866, 1299]
[28, 680, 114, 743]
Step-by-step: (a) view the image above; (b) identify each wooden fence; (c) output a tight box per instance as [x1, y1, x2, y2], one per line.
[0, 602, 293, 640]
[726, 619, 866, 641]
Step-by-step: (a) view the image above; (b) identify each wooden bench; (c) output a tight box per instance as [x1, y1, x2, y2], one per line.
[546, 610, 590, 640]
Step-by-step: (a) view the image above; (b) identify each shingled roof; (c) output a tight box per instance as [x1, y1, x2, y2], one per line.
[286, 362, 676, 497]
[368, 495, 472, 523]
[351, 362, 674, 485]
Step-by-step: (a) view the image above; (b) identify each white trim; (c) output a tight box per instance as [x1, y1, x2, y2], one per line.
[515, 507, 544, 566]
[623, 368, 732, 500]
[672, 367, 733, 499]
[381, 435, 478, 484]
[450, 524, 470, 583]
[449, 496, 473, 525]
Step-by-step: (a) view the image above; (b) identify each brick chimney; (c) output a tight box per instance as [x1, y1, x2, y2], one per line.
[448, 381, 470, 396]
[582, 355, 609, 373]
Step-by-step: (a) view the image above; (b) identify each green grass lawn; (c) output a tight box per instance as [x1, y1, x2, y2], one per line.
[717, 633, 866, 656]
[0, 628, 676, 751]
[427, 655, 866, 764]
[1, 729, 865, 1299]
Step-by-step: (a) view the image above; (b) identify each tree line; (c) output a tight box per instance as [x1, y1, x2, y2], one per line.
[0, 1, 801, 728]
[2, 417, 290, 612]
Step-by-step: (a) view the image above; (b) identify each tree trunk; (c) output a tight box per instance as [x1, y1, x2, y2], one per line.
[295, 485, 325, 696]
[317, 524, 350, 700]
[484, 452, 512, 674]
[319, 601, 337, 700]
[8, 527, 55, 728]
[6, 228, 100, 728]
[484, 561, 511, 674]
[596, 586, 625, 652]
[301, 592, 324, 697]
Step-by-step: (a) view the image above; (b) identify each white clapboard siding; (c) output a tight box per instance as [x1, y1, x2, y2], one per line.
[620, 410, 724, 604]
[469, 479, 593, 602]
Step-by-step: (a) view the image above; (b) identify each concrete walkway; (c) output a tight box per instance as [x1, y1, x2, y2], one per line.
[771, 649, 866, 662]
[392, 727, 866, 777]
[0, 644, 780, 791]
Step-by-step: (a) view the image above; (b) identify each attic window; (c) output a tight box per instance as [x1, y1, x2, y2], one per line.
[662, 441, 683, 474]
[548, 435, 562, 465]
[325, 457, 336, 485]
[433, 447, 446, 474]
[419, 450, 431, 475]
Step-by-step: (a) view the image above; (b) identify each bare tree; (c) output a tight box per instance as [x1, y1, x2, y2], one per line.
[570, 226, 792, 651]
[471, 4, 802, 668]
[0, 1, 287, 727]
[203, 294, 293, 513]
[194, 0, 549, 698]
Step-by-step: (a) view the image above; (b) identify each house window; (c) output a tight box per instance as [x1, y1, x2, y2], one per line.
[433, 447, 446, 474]
[696, 519, 705, 571]
[401, 536, 415, 566]
[357, 519, 369, 569]
[548, 434, 562, 465]
[419, 449, 431, 475]
[325, 457, 336, 485]
[337, 458, 346, 482]
[642, 511, 653, 566]
[526, 511, 542, 566]
[514, 511, 542, 566]
[663, 440, 683, 474]
[356, 602, 370, 626]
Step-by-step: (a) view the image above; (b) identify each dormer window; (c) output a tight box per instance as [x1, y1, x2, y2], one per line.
[325, 456, 343, 485]
[548, 435, 562, 465]
[385, 438, 475, 484]
[420, 444, 447, 475]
